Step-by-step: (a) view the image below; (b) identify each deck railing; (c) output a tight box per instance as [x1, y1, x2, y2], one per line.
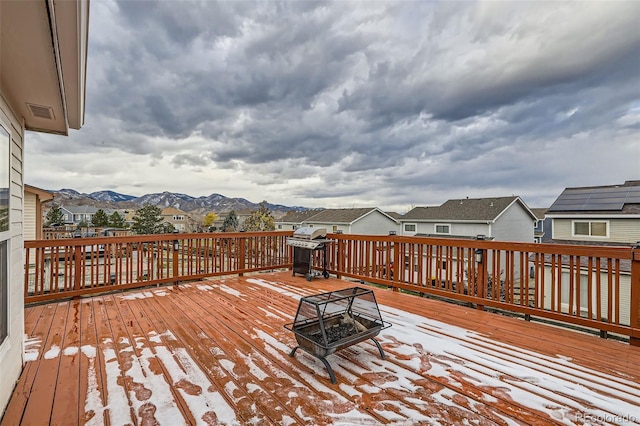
[324, 234, 639, 345]
[24, 231, 292, 303]
[24, 232, 639, 345]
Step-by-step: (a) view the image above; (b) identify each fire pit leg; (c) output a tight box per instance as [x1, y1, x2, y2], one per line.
[371, 338, 385, 359]
[288, 346, 337, 384]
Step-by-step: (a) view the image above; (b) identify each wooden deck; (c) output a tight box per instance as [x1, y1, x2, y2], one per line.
[2, 271, 639, 425]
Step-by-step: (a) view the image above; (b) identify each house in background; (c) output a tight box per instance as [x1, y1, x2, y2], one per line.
[276, 209, 325, 231]
[546, 180, 640, 245]
[530, 208, 551, 243]
[24, 185, 53, 240]
[59, 205, 99, 225]
[160, 207, 198, 232]
[301, 207, 400, 235]
[537, 181, 640, 326]
[0, 0, 89, 415]
[401, 196, 536, 242]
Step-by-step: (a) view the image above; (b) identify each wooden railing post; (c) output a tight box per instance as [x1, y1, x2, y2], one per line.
[73, 245, 82, 293]
[392, 238, 400, 291]
[475, 236, 487, 311]
[173, 239, 179, 285]
[239, 238, 246, 276]
[630, 243, 640, 347]
[336, 238, 344, 279]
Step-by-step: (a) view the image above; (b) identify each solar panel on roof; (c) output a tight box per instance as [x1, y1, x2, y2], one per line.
[548, 185, 640, 212]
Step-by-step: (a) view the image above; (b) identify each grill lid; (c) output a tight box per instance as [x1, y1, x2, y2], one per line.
[292, 227, 327, 240]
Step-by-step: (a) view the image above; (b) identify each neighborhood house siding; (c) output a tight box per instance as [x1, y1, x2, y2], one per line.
[553, 219, 573, 240]
[553, 218, 640, 243]
[542, 269, 631, 327]
[24, 192, 36, 240]
[492, 204, 534, 242]
[609, 219, 640, 243]
[353, 213, 397, 235]
[450, 223, 490, 238]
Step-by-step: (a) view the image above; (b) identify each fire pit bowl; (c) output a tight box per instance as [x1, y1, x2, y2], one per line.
[284, 286, 391, 383]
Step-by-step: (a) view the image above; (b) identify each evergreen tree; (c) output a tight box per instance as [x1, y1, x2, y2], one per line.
[131, 204, 163, 235]
[222, 210, 238, 232]
[243, 201, 275, 231]
[45, 206, 65, 226]
[161, 222, 176, 233]
[109, 211, 126, 228]
[91, 209, 110, 227]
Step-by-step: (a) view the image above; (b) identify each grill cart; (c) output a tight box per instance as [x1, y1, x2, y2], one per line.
[287, 227, 332, 281]
[284, 286, 391, 383]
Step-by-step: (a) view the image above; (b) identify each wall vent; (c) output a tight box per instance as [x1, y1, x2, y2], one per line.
[26, 103, 55, 120]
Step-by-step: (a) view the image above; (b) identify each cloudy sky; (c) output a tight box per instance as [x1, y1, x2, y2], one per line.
[25, 1, 640, 212]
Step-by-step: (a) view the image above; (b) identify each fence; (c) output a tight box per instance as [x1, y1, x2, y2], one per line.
[24, 231, 639, 345]
[324, 234, 639, 344]
[24, 231, 291, 303]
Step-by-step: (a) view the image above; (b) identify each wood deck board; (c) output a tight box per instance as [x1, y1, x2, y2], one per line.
[3, 271, 640, 425]
[136, 289, 280, 424]
[20, 302, 70, 425]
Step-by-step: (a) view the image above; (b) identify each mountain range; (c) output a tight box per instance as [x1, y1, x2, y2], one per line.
[50, 189, 307, 218]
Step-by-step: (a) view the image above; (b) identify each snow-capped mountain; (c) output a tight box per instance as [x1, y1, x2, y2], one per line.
[49, 189, 306, 217]
[89, 190, 137, 202]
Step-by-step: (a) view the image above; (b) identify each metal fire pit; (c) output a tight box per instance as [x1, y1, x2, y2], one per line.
[284, 287, 391, 383]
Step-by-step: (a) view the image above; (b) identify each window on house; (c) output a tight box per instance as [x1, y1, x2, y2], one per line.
[404, 224, 416, 232]
[573, 221, 608, 237]
[332, 225, 338, 232]
[435, 224, 450, 234]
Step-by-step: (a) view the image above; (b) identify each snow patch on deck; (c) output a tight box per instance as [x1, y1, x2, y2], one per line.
[249, 277, 639, 424]
[23, 335, 41, 361]
[44, 344, 60, 359]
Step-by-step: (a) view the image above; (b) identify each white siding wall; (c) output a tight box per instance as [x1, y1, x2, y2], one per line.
[553, 217, 640, 244]
[304, 221, 336, 232]
[277, 223, 297, 231]
[351, 212, 399, 235]
[408, 222, 490, 238]
[449, 223, 491, 238]
[23, 192, 36, 241]
[492, 203, 535, 242]
[542, 267, 631, 326]
[0, 96, 25, 416]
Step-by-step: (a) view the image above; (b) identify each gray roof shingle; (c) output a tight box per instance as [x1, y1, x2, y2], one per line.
[403, 196, 526, 221]
[303, 208, 380, 224]
[278, 209, 325, 223]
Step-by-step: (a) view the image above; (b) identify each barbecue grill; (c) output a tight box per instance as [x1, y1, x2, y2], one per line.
[287, 227, 332, 281]
[284, 286, 391, 383]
